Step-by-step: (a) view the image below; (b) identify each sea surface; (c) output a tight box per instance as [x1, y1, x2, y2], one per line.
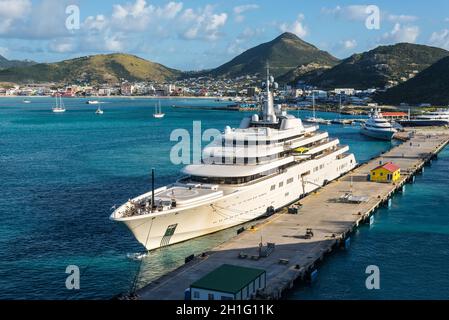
[0, 97, 448, 300]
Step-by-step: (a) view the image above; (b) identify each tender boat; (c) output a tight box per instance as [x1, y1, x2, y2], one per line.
[87, 100, 100, 105]
[360, 109, 397, 140]
[95, 107, 104, 115]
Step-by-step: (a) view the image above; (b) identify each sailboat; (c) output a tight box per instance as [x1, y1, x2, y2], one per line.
[52, 94, 66, 113]
[331, 95, 352, 125]
[153, 100, 165, 118]
[95, 106, 104, 115]
[304, 92, 330, 125]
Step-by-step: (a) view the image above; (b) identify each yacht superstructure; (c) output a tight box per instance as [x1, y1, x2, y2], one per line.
[111, 68, 357, 251]
[360, 109, 397, 140]
[399, 108, 449, 127]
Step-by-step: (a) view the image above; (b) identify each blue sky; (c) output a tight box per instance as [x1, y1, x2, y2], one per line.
[1, 0, 449, 70]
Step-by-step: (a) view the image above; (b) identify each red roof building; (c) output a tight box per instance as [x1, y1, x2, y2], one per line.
[379, 162, 401, 172]
[380, 112, 408, 119]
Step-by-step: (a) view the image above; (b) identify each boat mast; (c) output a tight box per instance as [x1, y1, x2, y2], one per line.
[262, 62, 275, 122]
[151, 168, 155, 211]
[312, 91, 316, 119]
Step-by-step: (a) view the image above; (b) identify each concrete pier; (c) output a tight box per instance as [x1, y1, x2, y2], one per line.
[136, 128, 449, 300]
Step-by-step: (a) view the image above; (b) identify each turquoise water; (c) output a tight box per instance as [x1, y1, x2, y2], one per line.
[0, 97, 446, 300]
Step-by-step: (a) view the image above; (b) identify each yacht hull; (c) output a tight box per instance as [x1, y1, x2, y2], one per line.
[113, 153, 356, 251]
[398, 120, 449, 127]
[360, 126, 395, 140]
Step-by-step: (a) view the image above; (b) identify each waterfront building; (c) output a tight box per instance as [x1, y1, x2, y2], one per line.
[189, 264, 266, 300]
[369, 162, 401, 183]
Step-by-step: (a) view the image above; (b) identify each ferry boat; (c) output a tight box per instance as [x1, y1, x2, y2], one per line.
[111, 69, 357, 251]
[360, 109, 397, 140]
[398, 108, 449, 127]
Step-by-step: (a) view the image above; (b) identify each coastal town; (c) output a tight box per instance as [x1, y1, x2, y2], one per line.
[0, 75, 427, 116]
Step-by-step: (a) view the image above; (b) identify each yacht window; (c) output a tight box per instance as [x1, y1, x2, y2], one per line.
[244, 158, 249, 165]
[287, 178, 294, 184]
[279, 182, 284, 188]
[301, 171, 310, 177]
[270, 185, 275, 191]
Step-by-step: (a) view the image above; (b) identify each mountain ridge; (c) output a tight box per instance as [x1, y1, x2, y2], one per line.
[375, 56, 449, 105]
[294, 43, 449, 89]
[206, 32, 340, 79]
[0, 53, 181, 84]
[0, 55, 36, 70]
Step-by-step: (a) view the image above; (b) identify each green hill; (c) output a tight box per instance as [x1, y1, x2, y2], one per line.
[0, 53, 180, 84]
[0, 55, 35, 70]
[298, 43, 449, 89]
[375, 56, 449, 105]
[207, 32, 339, 78]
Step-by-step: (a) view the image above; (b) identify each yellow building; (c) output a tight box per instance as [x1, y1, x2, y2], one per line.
[370, 162, 401, 183]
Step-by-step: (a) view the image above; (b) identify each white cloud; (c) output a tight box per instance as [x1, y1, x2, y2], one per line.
[322, 5, 369, 21]
[0, 46, 9, 56]
[0, 0, 31, 33]
[111, 0, 153, 31]
[387, 14, 418, 23]
[48, 38, 76, 53]
[157, 1, 183, 19]
[429, 29, 449, 50]
[324, 5, 418, 24]
[279, 14, 308, 38]
[180, 5, 228, 40]
[342, 39, 357, 49]
[233, 4, 259, 22]
[84, 15, 108, 32]
[383, 23, 420, 43]
[233, 4, 259, 15]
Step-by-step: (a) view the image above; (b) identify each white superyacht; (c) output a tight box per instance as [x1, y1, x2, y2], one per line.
[360, 108, 397, 140]
[111, 70, 357, 251]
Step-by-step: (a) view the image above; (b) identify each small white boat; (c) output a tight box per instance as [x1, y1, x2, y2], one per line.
[52, 95, 66, 113]
[23, 99, 31, 104]
[304, 92, 329, 124]
[95, 107, 104, 115]
[305, 117, 331, 125]
[153, 100, 165, 118]
[87, 100, 100, 105]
